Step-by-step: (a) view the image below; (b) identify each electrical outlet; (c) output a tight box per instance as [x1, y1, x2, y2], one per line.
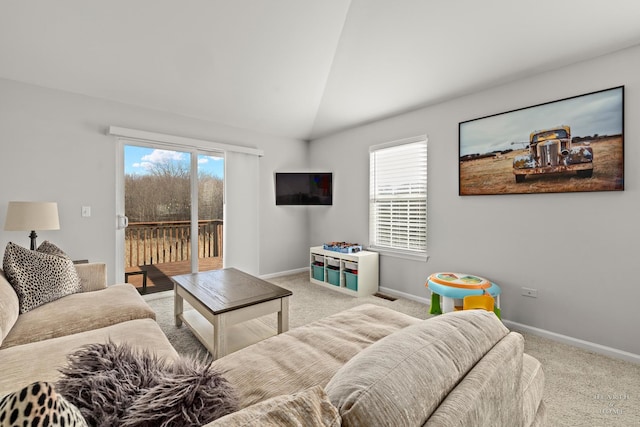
[521, 287, 537, 298]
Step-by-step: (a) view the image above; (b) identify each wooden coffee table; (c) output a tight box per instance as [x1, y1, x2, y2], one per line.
[172, 268, 292, 359]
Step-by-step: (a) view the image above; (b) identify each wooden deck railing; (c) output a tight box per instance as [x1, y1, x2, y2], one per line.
[125, 220, 222, 268]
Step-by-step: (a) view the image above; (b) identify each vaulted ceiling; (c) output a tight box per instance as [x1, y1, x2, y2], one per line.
[1, 1, 640, 141]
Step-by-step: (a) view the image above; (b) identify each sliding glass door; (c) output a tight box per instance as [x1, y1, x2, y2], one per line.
[117, 142, 224, 293]
[196, 153, 225, 272]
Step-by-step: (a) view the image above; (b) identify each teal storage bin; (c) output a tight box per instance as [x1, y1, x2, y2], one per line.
[311, 264, 324, 281]
[344, 271, 358, 291]
[327, 267, 340, 286]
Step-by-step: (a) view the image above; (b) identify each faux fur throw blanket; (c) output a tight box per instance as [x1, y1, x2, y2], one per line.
[56, 341, 238, 427]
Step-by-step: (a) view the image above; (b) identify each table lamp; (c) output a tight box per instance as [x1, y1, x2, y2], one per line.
[4, 201, 60, 250]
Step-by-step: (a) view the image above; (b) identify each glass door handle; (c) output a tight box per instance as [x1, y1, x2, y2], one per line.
[117, 214, 129, 229]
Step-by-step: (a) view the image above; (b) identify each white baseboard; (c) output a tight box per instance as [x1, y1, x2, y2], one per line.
[378, 286, 431, 305]
[260, 267, 309, 280]
[256, 272, 640, 364]
[502, 319, 640, 365]
[381, 286, 640, 364]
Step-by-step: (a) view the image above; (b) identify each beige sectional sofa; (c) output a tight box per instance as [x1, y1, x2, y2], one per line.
[0, 262, 178, 397]
[0, 263, 545, 426]
[207, 304, 546, 427]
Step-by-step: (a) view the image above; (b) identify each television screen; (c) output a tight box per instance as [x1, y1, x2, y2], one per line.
[275, 172, 333, 205]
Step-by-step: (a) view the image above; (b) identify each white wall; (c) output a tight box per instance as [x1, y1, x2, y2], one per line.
[309, 44, 640, 356]
[0, 78, 310, 283]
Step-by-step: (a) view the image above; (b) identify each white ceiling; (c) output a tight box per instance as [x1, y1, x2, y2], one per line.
[2, 0, 640, 141]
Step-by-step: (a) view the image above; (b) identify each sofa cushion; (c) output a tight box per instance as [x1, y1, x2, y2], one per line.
[57, 341, 237, 427]
[0, 381, 87, 426]
[324, 310, 510, 427]
[211, 304, 421, 409]
[0, 318, 178, 397]
[206, 386, 341, 427]
[2, 241, 81, 313]
[1, 283, 155, 349]
[0, 270, 19, 346]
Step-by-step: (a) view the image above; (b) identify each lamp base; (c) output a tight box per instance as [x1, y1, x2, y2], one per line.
[29, 230, 38, 250]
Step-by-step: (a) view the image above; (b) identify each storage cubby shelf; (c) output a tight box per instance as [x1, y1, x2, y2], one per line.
[309, 246, 379, 297]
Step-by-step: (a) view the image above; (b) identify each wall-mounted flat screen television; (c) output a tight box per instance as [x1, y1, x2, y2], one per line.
[275, 172, 333, 205]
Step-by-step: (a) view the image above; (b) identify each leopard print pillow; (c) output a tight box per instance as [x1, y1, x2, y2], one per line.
[0, 381, 87, 426]
[37, 240, 71, 259]
[2, 242, 82, 313]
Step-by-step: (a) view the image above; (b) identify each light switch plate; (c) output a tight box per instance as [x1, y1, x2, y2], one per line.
[81, 206, 91, 217]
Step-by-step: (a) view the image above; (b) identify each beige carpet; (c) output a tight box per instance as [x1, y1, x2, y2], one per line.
[146, 272, 640, 427]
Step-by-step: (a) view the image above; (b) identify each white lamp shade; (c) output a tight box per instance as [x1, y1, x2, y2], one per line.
[4, 201, 60, 231]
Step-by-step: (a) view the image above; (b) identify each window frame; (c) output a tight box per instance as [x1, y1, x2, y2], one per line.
[368, 135, 428, 262]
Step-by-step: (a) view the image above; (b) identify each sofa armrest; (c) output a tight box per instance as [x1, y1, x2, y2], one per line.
[425, 332, 525, 426]
[75, 263, 107, 292]
[325, 310, 512, 426]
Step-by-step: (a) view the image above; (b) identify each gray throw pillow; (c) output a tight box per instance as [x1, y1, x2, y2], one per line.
[56, 341, 238, 427]
[325, 310, 510, 426]
[2, 241, 82, 313]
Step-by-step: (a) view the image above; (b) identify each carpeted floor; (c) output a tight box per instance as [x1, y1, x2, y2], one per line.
[145, 272, 640, 427]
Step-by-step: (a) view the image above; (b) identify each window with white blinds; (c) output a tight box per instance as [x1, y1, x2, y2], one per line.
[369, 135, 427, 257]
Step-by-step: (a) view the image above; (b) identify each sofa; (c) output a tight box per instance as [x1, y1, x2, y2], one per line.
[1, 263, 545, 426]
[206, 303, 546, 427]
[0, 262, 178, 397]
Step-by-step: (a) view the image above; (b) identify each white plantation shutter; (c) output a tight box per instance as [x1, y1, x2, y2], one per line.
[369, 136, 427, 256]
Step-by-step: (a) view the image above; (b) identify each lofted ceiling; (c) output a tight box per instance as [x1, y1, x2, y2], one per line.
[1, 0, 640, 141]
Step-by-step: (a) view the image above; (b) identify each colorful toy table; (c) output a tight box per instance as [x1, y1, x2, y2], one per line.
[426, 272, 501, 318]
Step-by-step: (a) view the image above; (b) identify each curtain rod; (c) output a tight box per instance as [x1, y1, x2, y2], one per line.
[108, 126, 264, 157]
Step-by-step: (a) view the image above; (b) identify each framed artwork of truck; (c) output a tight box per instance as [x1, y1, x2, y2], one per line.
[458, 86, 624, 196]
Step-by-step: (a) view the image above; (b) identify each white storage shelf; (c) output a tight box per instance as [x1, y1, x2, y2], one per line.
[309, 246, 379, 297]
